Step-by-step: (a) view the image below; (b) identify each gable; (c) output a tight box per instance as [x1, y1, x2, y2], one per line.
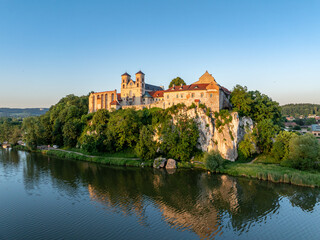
[193, 71, 216, 84]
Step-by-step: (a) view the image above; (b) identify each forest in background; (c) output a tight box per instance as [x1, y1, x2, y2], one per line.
[0, 108, 49, 118]
[281, 104, 320, 117]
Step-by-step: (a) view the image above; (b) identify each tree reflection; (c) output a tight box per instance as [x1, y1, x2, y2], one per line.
[4, 150, 320, 239]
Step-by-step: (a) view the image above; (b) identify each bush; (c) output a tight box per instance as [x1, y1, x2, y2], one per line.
[204, 151, 225, 171]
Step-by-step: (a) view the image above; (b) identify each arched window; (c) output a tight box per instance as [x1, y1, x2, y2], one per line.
[111, 93, 114, 101]
[123, 84, 125, 88]
[201, 93, 204, 98]
[137, 83, 139, 87]
[105, 94, 108, 108]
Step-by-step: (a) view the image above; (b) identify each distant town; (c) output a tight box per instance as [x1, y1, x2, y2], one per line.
[284, 114, 320, 139]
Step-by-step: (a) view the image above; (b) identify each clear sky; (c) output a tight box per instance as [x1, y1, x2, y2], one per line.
[1, 0, 319, 108]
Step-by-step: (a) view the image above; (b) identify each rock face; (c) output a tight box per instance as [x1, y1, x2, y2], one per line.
[166, 159, 177, 169]
[184, 108, 253, 161]
[153, 157, 167, 169]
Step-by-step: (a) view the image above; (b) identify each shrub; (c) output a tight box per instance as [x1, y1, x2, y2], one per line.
[204, 151, 225, 171]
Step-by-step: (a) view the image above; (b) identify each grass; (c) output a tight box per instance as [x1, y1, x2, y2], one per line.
[62, 147, 138, 158]
[44, 149, 153, 167]
[253, 154, 279, 164]
[219, 162, 320, 188]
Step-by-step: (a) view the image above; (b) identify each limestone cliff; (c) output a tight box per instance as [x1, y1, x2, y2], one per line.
[181, 108, 253, 161]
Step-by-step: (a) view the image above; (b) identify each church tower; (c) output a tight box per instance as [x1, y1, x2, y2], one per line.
[121, 72, 131, 98]
[135, 70, 145, 96]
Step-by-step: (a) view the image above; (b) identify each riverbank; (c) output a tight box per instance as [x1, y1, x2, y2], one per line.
[220, 162, 320, 188]
[12, 146, 320, 188]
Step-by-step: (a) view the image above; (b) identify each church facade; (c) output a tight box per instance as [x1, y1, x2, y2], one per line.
[88, 71, 231, 113]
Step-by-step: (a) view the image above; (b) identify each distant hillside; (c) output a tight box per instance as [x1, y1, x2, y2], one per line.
[281, 104, 320, 117]
[0, 108, 49, 118]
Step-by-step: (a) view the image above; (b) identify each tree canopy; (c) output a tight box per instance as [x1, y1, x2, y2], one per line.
[168, 77, 186, 88]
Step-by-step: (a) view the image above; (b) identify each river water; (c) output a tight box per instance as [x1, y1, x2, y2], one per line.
[1, 149, 320, 239]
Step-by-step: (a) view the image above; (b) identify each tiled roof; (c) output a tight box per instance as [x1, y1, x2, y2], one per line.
[150, 90, 164, 98]
[145, 83, 163, 91]
[221, 86, 231, 95]
[136, 70, 144, 75]
[164, 84, 209, 92]
[110, 100, 120, 105]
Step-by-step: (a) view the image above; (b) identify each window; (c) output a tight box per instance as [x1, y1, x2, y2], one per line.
[181, 94, 183, 98]
[201, 93, 204, 98]
[123, 84, 125, 88]
[210, 93, 213, 98]
[130, 82, 133, 86]
[191, 93, 194, 98]
[137, 83, 139, 87]
[176, 94, 179, 98]
[167, 95, 169, 99]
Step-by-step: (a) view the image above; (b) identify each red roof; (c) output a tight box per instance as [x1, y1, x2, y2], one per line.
[110, 101, 120, 105]
[149, 90, 164, 98]
[164, 84, 209, 92]
[221, 86, 231, 95]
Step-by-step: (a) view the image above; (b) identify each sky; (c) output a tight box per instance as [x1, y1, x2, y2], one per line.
[0, 0, 319, 108]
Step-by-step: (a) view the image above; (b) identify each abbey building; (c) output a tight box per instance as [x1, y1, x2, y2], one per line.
[89, 71, 231, 113]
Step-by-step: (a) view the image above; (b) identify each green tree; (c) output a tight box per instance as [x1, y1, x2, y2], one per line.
[159, 115, 199, 161]
[282, 133, 320, 170]
[230, 85, 253, 117]
[135, 126, 157, 160]
[168, 77, 186, 88]
[22, 117, 44, 149]
[238, 129, 257, 158]
[271, 131, 296, 162]
[256, 119, 279, 153]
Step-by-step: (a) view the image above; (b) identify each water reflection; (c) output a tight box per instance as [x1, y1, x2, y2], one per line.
[1, 149, 320, 239]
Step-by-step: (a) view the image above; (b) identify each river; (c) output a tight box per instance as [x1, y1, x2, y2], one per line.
[1, 149, 320, 239]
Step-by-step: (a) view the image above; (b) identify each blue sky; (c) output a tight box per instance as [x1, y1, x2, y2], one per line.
[0, 0, 319, 107]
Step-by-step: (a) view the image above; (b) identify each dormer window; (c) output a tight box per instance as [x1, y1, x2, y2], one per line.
[194, 85, 199, 89]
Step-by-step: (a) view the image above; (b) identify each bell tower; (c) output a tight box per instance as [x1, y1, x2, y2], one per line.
[135, 70, 145, 95]
[121, 72, 131, 98]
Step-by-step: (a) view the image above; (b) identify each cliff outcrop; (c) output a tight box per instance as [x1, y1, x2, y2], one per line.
[179, 107, 253, 161]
